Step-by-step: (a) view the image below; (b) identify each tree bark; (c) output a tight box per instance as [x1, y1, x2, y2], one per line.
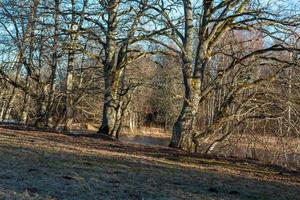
[44, 0, 60, 127]
[99, 68, 124, 137]
[98, 0, 122, 137]
[169, 64, 201, 151]
[64, 0, 78, 132]
[169, 0, 202, 151]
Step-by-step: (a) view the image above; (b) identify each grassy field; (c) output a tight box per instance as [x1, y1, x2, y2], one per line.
[0, 127, 299, 200]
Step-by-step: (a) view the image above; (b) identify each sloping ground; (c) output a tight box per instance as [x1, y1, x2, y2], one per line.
[0, 127, 299, 200]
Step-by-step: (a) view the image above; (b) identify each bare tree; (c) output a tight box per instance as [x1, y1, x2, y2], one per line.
[150, 0, 300, 150]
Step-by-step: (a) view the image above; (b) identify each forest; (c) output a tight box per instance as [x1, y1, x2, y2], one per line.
[0, 0, 300, 199]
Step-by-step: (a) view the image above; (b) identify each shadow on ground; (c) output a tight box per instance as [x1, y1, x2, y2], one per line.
[0, 127, 299, 200]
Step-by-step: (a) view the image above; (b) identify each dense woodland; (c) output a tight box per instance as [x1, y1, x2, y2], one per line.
[0, 0, 299, 166]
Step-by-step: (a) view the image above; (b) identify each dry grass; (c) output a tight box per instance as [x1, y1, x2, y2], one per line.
[121, 126, 171, 138]
[199, 133, 300, 169]
[0, 127, 299, 200]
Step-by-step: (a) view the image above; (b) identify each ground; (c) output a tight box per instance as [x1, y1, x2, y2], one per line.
[0, 126, 299, 200]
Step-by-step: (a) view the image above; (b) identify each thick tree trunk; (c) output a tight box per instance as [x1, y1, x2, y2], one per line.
[169, 75, 201, 151]
[98, 0, 121, 137]
[169, 0, 203, 151]
[99, 96, 122, 138]
[112, 106, 123, 139]
[170, 104, 196, 150]
[99, 68, 124, 137]
[99, 98, 115, 135]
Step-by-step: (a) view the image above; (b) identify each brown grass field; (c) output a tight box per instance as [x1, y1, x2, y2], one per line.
[0, 126, 300, 200]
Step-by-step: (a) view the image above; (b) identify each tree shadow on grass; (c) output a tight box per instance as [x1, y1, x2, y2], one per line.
[0, 142, 300, 200]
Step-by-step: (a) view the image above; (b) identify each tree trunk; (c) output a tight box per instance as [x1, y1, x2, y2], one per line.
[2, 89, 16, 121]
[99, 68, 124, 137]
[169, 0, 202, 151]
[45, 0, 60, 127]
[170, 60, 201, 151]
[64, 0, 76, 132]
[0, 101, 5, 121]
[64, 41, 75, 131]
[1, 56, 22, 121]
[21, 98, 29, 124]
[129, 112, 136, 133]
[112, 106, 123, 139]
[169, 78, 201, 151]
[99, 99, 123, 138]
[21, 96, 30, 124]
[65, 66, 74, 131]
